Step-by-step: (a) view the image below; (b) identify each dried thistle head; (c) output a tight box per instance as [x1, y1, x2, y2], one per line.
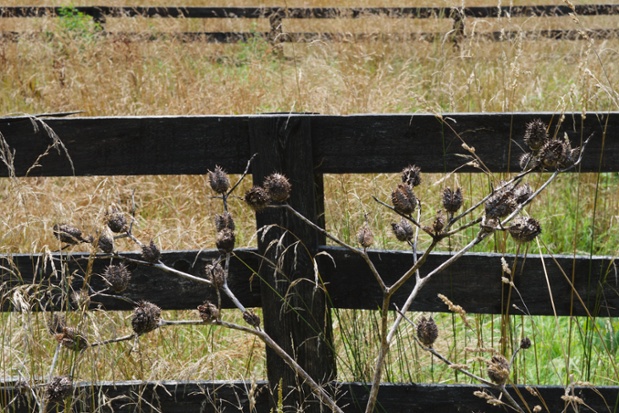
[215, 211, 235, 232]
[401, 165, 422, 187]
[513, 183, 533, 205]
[95, 228, 114, 254]
[263, 173, 292, 203]
[487, 354, 510, 385]
[524, 119, 549, 152]
[391, 183, 417, 215]
[141, 240, 161, 263]
[55, 327, 89, 351]
[216, 228, 235, 253]
[52, 223, 89, 245]
[508, 216, 541, 243]
[442, 187, 463, 214]
[197, 301, 220, 323]
[204, 261, 226, 288]
[47, 313, 66, 335]
[46, 376, 72, 403]
[485, 186, 517, 219]
[208, 165, 230, 194]
[356, 222, 374, 249]
[243, 309, 261, 328]
[520, 337, 532, 349]
[519, 152, 540, 171]
[106, 206, 128, 233]
[103, 264, 131, 293]
[244, 186, 271, 212]
[391, 218, 414, 242]
[417, 316, 439, 347]
[131, 301, 162, 336]
[539, 139, 571, 170]
[432, 211, 446, 234]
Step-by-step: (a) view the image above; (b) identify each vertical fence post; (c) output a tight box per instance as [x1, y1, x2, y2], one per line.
[248, 114, 335, 412]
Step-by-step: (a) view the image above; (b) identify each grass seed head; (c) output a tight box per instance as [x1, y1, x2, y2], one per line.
[131, 300, 162, 336]
[264, 173, 292, 203]
[141, 240, 161, 263]
[524, 119, 549, 152]
[198, 301, 220, 323]
[391, 183, 416, 215]
[103, 264, 131, 293]
[244, 186, 271, 211]
[208, 165, 230, 194]
[508, 216, 542, 243]
[442, 187, 463, 213]
[46, 376, 72, 403]
[391, 218, 414, 242]
[401, 165, 422, 187]
[417, 316, 438, 347]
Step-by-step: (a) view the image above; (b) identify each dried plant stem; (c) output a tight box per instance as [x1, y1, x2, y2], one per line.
[90, 333, 136, 347]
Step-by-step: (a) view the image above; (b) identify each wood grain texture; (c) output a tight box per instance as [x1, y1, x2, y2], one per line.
[1, 380, 617, 413]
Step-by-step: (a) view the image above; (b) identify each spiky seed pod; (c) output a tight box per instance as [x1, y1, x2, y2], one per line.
[103, 264, 131, 293]
[417, 316, 439, 347]
[204, 261, 226, 289]
[95, 229, 114, 254]
[55, 327, 89, 351]
[432, 211, 446, 234]
[215, 211, 235, 232]
[208, 166, 230, 194]
[401, 165, 422, 187]
[52, 223, 88, 245]
[508, 216, 542, 243]
[485, 188, 517, 219]
[197, 301, 220, 323]
[487, 354, 510, 385]
[356, 223, 374, 249]
[244, 186, 271, 212]
[442, 187, 463, 214]
[519, 152, 537, 170]
[216, 229, 235, 254]
[524, 119, 548, 152]
[46, 376, 72, 402]
[131, 301, 162, 336]
[106, 207, 128, 233]
[391, 183, 417, 215]
[264, 173, 292, 203]
[520, 337, 532, 349]
[243, 310, 261, 328]
[141, 240, 161, 263]
[391, 218, 414, 242]
[513, 183, 533, 205]
[538, 139, 570, 170]
[47, 313, 66, 335]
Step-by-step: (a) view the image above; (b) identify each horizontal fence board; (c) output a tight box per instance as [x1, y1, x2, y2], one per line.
[1, 5, 618, 19]
[1, 380, 617, 413]
[2, 248, 617, 316]
[1, 112, 618, 177]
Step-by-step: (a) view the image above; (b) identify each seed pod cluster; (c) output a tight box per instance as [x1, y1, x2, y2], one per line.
[417, 316, 439, 347]
[356, 222, 374, 249]
[391, 218, 414, 242]
[508, 216, 542, 243]
[263, 173, 292, 203]
[95, 228, 114, 254]
[244, 186, 271, 212]
[521, 119, 579, 171]
[141, 240, 161, 263]
[208, 166, 231, 194]
[204, 261, 226, 288]
[487, 354, 510, 385]
[485, 182, 532, 220]
[442, 187, 463, 214]
[391, 183, 417, 215]
[401, 165, 422, 187]
[53, 223, 89, 245]
[243, 309, 261, 328]
[131, 301, 162, 336]
[46, 376, 73, 403]
[103, 264, 131, 293]
[198, 301, 220, 323]
[106, 205, 128, 233]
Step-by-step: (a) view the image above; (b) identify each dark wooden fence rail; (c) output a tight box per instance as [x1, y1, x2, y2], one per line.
[1, 112, 619, 412]
[1, 4, 619, 42]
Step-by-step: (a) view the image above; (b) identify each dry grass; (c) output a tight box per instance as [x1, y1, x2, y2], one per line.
[1, 1, 619, 402]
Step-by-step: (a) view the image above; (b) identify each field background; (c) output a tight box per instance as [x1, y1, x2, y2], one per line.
[1, 0, 619, 397]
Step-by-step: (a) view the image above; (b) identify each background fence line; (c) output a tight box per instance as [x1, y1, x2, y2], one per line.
[1, 112, 619, 412]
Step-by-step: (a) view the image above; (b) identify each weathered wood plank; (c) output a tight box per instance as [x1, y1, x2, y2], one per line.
[3, 248, 617, 317]
[0, 249, 262, 312]
[319, 247, 619, 317]
[1, 380, 617, 413]
[1, 113, 618, 177]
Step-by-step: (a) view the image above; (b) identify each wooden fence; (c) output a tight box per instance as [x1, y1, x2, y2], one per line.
[1, 5, 619, 43]
[1, 112, 619, 412]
